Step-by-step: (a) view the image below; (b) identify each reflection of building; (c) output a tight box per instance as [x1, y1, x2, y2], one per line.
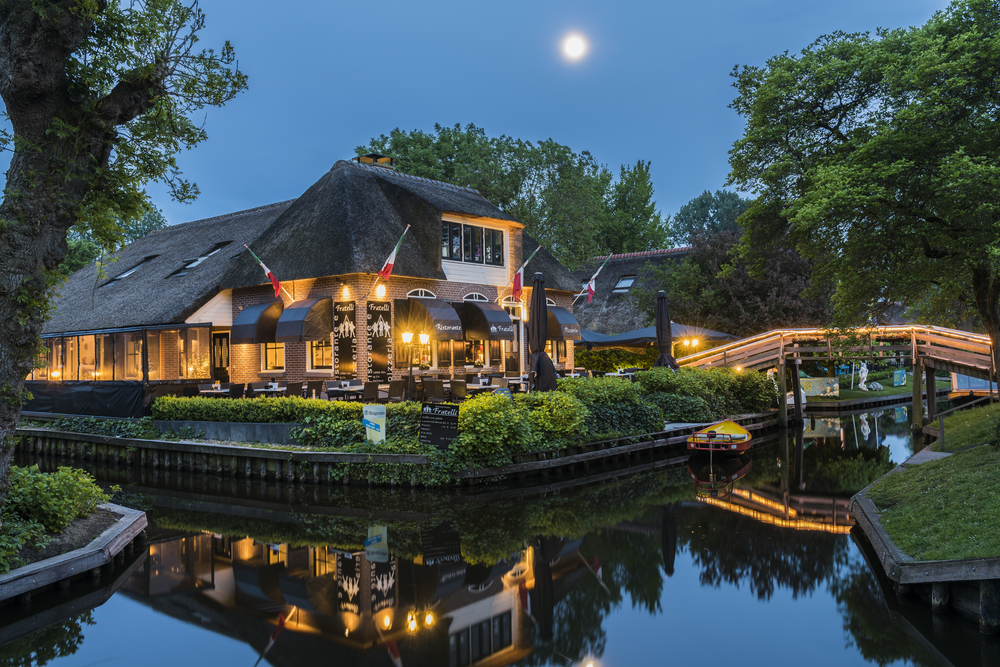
[124, 528, 588, 666]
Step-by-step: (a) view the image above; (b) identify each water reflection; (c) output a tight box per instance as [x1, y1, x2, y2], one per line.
[1, 416, 983, 666]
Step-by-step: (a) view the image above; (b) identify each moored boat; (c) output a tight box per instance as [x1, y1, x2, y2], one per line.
[686, 419, 752, 452]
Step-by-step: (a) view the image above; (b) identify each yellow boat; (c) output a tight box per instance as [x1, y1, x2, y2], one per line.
[686, 419, 752, 453]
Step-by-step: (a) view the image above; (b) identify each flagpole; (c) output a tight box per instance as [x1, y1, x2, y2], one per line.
[572, 253, 613, 305]
[244, 244, 296, 302]
[577, 552, 611, 594]
[495, 245, 542, 303]
[366, 225, 410, 299]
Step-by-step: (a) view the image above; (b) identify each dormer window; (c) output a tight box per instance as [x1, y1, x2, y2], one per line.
[441, 222, 504, 266]
[613, 276, 636, 294]
[103, 256, 158, 287]
[168, 241, 232, 277]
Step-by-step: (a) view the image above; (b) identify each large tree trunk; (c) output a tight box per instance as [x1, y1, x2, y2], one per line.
[970, 267, 1000, 389]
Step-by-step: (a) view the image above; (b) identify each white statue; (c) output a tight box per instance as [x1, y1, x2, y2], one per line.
[859, 413, 870, 441]
[858, 361, 869, 391]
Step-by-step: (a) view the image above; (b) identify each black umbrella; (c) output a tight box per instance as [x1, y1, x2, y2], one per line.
[528, 272, 557, 391]
[652, 290, 679, 370]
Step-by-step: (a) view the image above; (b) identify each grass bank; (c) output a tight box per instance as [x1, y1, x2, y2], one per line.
[806, 371, 947, 402]
[933, 401, 1000, 452]
[865, 444, 1000, 560]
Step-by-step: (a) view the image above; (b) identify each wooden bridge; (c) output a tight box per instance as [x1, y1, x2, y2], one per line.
[676, 325, 995, 428]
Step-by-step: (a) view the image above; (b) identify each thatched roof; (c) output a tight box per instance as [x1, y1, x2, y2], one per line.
[44, 201, 294, 333]
[44, 160, 559, 333]
[522, 233, 581, 293]
[571, 248, 689, 335]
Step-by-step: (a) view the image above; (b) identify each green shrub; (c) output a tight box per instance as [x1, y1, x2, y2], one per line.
[292, 418, 365, 450]
[452, 393, 527, 466]
[557, 376, 644, 404]
[152, 395, 363, 423]
[515, 392, 589, 449]
[50, 416, 159, 439]
[7, 465, 112, 532]
[0, 515, 47, 574]
[636, 366, 775, 416]
[644, 393, 714, 422]
[556, 377, 663, 439]
[574, 347, 658, 372]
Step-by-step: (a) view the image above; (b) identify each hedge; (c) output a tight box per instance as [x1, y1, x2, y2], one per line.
[635, 367, 776, 416]
[644, 392, 714, 422]
[152, 395, 361, 423]
[557, 376, 663, 439]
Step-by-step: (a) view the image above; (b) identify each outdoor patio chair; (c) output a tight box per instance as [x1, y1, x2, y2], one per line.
[490, 377, 510, 389]
[285, 381, 303, 398]
[465, 373, 479, 384]
[182, 385, 200, 397]
[449, 379, 467, 402]
[387, 380, 406, 403]
[198, 383, 214, 392]
[306, 380, 324, 399]
[423, 379, 447, 403]
[505, 371, 520, 377]
[228, 383, 245, 399]
[362, 382, 386, 403]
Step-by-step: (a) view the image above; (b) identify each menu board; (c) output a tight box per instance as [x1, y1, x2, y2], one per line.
[336, 552, 361, 613]
[369, 557, 397, 613]
[334, 301, 357, 379]
[367, 301, 393, 384]
[418, 403, 460, 451]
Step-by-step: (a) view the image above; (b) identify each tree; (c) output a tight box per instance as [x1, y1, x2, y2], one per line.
[600, 160, 668, 254]
[59, 207, 169, 276]
[666, 189, 749, 247]
[359, 124, 665, 268]
[727, 0, 1000, 378]
[0, 0, 246, 510]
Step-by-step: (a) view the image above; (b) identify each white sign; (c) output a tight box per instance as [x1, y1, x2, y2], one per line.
[363, 404, 386, 443]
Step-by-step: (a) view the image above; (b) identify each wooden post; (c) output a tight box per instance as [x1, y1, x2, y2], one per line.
[931, 582, 950, 612]
[912, 357, 924, 430]
[981, 580, 999, 635]
[778, 362, 788, 429]
[925, 366, 937, 422]
[790, 366, 803, 424]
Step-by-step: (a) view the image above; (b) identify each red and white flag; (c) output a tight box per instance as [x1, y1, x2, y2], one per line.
[518, 580, 531, 616]
[510, 245, 541, 303]
[385, 640, 403, 667]
[253, 613, 286, 666]
[584, 254, 612, 304]
[244, 245, 282, 299]
[593, 555, 602, 581]
[378, 225, 410, 281]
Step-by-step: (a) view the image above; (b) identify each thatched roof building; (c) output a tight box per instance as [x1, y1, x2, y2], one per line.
[571, 247, 689, 335]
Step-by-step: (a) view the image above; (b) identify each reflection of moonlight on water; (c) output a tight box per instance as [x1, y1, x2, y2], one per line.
[562, 33, 587, 60]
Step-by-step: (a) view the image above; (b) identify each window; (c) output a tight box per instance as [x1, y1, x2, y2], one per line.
[262, 343, 284, 371]
[613, 275, 636, 293]
[465, 340, 485, 367]
[407, 289, 437, 299]
[104, 256, 158, 287]
[545, 340, 567, 362]
[502, 297, 521, 319]
[437, 340, 454, 367]
[441, 222, 504, 266]
[546, 298, 556, 306]
[463, 293, 488, 302]
[168, 241, 231, 277]
[309, 340, 333, 370]
[449, 612, 512, 667]
[114, 332, 144, 380]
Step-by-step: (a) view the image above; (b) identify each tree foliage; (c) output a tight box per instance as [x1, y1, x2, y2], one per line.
[727, 0, 1000, 375]
[0, 0, 247, 512]
[60, 207, 168, 276]
[358, 124, 667, 267]
[666, 189, 750, 247]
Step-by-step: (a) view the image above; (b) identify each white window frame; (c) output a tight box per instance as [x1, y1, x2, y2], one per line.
[260, 342, 285, 371]
[463, 293, 488, 302]
[307, 338, 333, 372]
[407, 289, 437, 299]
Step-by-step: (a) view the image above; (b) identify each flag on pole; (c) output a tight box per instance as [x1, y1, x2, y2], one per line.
[512, 245, 542, 302]
[518, 580, 531, 616]
[244, 245, 282, 299]
[593, 555, 602, 581]
[378, 225, 410, 281]
[385, 640, 403, 667]
[253, 613, 286, 666]
[584, 254, 613, 304]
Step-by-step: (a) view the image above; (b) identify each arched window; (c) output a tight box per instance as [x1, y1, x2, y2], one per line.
[502, 297, 521, 319]
[463, 293, 488, 302]
[407, 289, 436, 299]
[546, 298, 556, 306]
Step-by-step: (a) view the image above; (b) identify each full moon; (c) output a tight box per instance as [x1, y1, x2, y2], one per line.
[562, 34, 587, 60]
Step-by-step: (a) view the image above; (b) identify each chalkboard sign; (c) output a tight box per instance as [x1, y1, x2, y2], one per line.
[419, 402, 459, 451]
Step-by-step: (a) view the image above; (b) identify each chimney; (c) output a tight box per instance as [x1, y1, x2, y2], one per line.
[353, 153, 397, 169]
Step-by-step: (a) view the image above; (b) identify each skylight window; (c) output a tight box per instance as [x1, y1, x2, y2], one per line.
[613, 275, 636, 294]
[103, 256, 158, 287]
[168, 241, 232, 277]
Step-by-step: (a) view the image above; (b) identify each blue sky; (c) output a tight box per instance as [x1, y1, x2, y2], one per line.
[9, 0, 952, 227]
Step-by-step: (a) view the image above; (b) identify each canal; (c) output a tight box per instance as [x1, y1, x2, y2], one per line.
[2, 406, 993, 666]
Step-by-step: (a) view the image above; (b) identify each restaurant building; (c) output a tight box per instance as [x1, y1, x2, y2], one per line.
[29, 157, 581, 414]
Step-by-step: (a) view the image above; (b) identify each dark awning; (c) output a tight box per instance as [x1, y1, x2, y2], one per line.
[394, 299, 464, 341]
[275, 298, 332, 343]
[453, 301, 516, 341]
[231, 301, 284, 345]
[546, 306, 582, 341]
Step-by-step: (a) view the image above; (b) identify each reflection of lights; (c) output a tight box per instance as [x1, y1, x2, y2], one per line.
[376, 284, 386, 299]
[700, 497, 850, 533]
[424, 612, 434, 626]
[382, 615, 392, 629]
[731, 489, 797, 517]
[344, 628, 349, 637]
[408, 617, 417, 632]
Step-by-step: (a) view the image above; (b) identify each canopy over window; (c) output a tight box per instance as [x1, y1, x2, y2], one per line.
[395, 299, 464, 341]
[275, 298, 332, 343]
[453, 301, 516, 341]
[231, 301, 284, 345]
[546, 306, 582, 341]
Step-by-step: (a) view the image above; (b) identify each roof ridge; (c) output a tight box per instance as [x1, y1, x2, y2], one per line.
[345, 160, 485, 199]
[158, 199, 297, 231]
[588, 246, 691, 261]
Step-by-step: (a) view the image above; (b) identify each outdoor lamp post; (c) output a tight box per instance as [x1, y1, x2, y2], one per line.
[402, 332, 413, 400]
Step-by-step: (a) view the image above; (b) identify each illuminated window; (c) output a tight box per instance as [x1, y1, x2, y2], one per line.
[613, 275, 636, 293]
[441, 222, 504, 266]
[309, 340, 332, 370]
[262, 343, 284, 371]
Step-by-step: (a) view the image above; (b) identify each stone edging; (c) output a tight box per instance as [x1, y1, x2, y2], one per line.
[851, 472, 1000, 585]
[0, 503, 146, 603]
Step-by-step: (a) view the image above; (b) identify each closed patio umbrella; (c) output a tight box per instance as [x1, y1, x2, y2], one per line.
[528, 272, 557, 391]
[653, 290, 679, 370]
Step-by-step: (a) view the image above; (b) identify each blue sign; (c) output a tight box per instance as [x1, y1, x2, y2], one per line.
[364, 533, 383, 548]
[362, 418, 381, 432]
[893, 369, 906, 387]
